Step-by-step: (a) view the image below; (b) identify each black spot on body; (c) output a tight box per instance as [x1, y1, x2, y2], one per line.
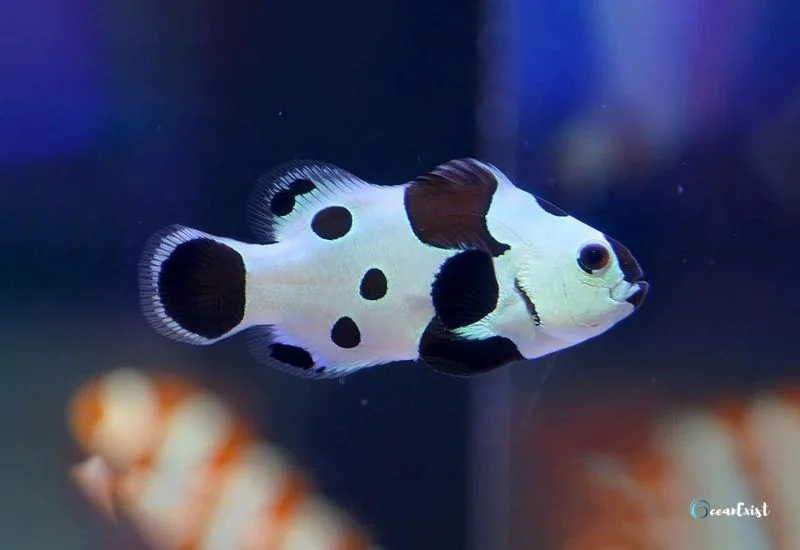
[404, 159, 510, 257]
[432, 249, 499, 329]
[159, 238, 245, 339]
[269, 343, 315, 370]
[418, 317, 524, 376]
[535, 196, 569, 217]
[359, 268, 388, 300]
[311, 206, 352, 240]
[269, 178, 316, 216]
[331, 316, 361, 348]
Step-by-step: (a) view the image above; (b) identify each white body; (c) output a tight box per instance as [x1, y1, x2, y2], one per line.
[139, 159, 647, 378]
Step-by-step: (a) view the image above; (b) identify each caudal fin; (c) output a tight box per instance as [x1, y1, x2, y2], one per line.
[138, 225, 248, 344]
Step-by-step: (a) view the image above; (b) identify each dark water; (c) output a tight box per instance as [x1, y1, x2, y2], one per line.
[1, 0, 799, 549]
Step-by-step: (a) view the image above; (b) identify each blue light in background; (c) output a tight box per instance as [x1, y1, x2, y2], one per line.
[514, 0, 796, 145]
[511, 0, 800, 198]
[0, 0, 105, 166]
[515, 0, 597, 136]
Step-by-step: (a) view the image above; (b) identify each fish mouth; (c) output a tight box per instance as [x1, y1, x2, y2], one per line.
[605, 234, 648, 309]
[625, 280, 649, 308]
[610, 278, 649, 308]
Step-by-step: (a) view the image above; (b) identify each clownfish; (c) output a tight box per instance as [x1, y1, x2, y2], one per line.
[138, 159, 648, 379]
[67, 368, 379, 550]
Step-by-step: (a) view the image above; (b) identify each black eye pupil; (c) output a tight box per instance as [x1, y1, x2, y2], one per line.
[578, 244, 610, 273]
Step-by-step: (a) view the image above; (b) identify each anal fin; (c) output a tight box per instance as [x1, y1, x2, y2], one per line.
[246, 325, 340, 379]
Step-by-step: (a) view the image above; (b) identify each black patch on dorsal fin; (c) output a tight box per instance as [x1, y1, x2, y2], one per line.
[246, 326, 337, 379]
[404, 159, 510, 257]
[418, 317, 524, 376]
[269, 178, 316, 217]
[432, 249, 499, 330]
[149, 233, 246, 340]
[247, 160, 372, 243]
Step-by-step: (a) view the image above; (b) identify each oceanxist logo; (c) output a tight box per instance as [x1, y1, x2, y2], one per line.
[689, 499, 771, 519]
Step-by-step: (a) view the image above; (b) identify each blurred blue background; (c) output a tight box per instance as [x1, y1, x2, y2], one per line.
[1, 0, 799, 548]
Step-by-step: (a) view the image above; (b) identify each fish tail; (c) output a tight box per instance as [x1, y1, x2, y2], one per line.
[138, 224, 252, 344]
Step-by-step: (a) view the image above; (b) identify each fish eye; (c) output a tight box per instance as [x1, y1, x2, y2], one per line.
[577, 243, 610, 274]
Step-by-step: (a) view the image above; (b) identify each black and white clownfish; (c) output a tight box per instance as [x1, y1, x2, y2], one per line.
[138, 159, 648, 379]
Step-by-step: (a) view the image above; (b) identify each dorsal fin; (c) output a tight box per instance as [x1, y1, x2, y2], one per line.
[404, 159, 510, 256]
[411, 158, 500, 189]
[246, 325, 344, 380]
[247, 160, 377, 243]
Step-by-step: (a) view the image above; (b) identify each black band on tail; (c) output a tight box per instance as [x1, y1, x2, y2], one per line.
[139, 225, 247, 344]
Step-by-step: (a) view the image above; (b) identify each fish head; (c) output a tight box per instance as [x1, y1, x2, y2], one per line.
[515, 218, 648, 345]
[67, 368, 164, 470]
